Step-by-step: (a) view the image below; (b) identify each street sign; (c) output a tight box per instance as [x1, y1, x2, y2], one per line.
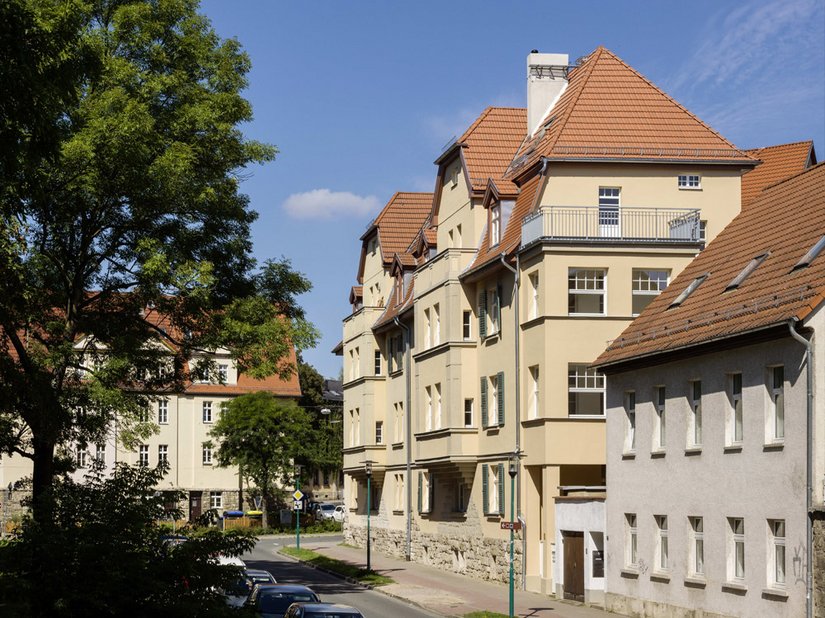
[293, 500, 302, 511]
[253, 496, 262, 510]
[500, 521, 522, 531]
[292, 489, 304, 501]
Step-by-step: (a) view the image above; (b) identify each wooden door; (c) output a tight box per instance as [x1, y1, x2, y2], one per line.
[563, 531, 585, 602]
[189, 491, 203, 521]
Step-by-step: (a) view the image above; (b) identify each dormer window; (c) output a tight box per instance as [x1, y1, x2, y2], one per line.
[449, 166, 459, 189]
[725, 252, 769, 291]
[491, 204, 501, 246]
[669, 274, 708, 308]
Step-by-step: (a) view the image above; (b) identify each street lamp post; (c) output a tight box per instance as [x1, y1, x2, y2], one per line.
[508, 453, 518, 618]
[294, 464, 302, 550]
[364, 460, 373, 572]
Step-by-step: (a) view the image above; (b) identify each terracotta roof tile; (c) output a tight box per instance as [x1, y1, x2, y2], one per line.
[372, 272, 415, 330]
[508, 47, 756, 176]
[367, 192, 433, 265]
[458, 107, 527, 194]
[742, 141, 815, 207]
[595, 162, 825, 368]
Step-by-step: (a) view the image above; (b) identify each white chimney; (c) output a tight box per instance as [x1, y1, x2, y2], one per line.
[527, 51, 569, 136]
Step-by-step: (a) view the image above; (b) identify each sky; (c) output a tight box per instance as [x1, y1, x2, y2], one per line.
[199, 0, 825, 379]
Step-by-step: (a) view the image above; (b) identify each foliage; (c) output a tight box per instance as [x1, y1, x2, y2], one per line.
[279, 546, 394, 586]
[257, 518, 342, 535]
[0, 462, 256, 616]
[210, 392, 312, 527]
[0, 0, 317, 518]
[295, 355, 342, 475]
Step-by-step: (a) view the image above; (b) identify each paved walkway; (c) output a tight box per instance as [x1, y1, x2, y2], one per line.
[292, 536, 622, 618]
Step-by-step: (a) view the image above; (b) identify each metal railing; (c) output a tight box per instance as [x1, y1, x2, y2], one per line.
[521, 206, 701, 246]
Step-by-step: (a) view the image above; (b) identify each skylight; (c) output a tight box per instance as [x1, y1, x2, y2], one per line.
[668, 274, 708, 309]
[792, 235, 825, 271]
[725, 252, 770, 291]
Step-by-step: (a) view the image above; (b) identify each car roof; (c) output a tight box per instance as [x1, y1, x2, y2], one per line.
[245, 569, 273, 576]
[292, 602, 362, 614]
[256, 583, 316, 593]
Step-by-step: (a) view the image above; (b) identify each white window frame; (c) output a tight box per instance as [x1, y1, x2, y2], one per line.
[210, 491, 222, 509]
[487, 288, 500, 335]
[678, 174, 702, 190]
[202, 400, 213, 424]
[529, 271, 539, 320]
[218, 363, 228, 383]
[76, 448, 88, 469]
[375, 421, 383, 444]
[425, 386, 433, 432]
[727, 373, 743, 446]
[433, 304, 440, 346]
[689, 516, 705, 577]
[95, 443, 105, 463]
[435, 383, 442, 430]
[653, 386, 666, 452]
[489, 466, 500, 514]
[202, 444, 213, 465]
[728, 517, 745, 582]
[489, 375, 499, 426]
[631, 269, 669, 316]
[568, 268, 606, 316]
[463, 398, 474, 427]
[462, 310, 472, 340]
[354, 408, 361, 446]
[568, 364, 605, 417]
[374, 349, 382, 376]
[490, 203, 501, 246]
[626, 513, 638, 567]
[768, 519, 786, 588]
[421, 472, 431, 513]
[424, 308, 431, 348]
[624, 392, 636, 454]
[158, 399, 169, 424]
[139, 444, 149, 467]
[688, 380, 702, 448]
[767, 366, 785, 443]
[528, 365, 540, 420]
[158, 444, 168, 464]
[655, 515, 669, 572]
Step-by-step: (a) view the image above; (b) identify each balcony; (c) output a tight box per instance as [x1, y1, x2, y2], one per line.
[521, 206, 701, 247]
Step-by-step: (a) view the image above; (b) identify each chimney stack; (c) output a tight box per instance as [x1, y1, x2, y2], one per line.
[527, 51, 569, 136]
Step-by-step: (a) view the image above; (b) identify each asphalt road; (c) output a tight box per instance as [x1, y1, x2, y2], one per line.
[242, 535, 443, 618]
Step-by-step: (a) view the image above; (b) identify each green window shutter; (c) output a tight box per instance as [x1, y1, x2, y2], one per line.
[478, 291, 487, 339]
[417, 472, 422, 513]
[480, 377, 488, 428]
[496, 283, 503, 328]
[497, 371, 505, 427]
[482, 464, 489, 515]
[497, 463, 505, 515]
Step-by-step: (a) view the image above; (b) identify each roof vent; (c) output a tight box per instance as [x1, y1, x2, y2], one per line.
[725, 252, 770, 291]
[792, 235, 825, 271]
[669, 274, 709, 309]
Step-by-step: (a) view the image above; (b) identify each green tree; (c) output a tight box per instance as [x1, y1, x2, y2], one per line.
[0, 462, 255, 616]
[210, 392, 311, 528]
[0, 0, 317, 523]
[295, 356, 342, 487]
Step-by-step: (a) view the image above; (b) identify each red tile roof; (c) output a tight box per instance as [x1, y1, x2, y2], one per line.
[508, 47, 756, 178]
[458, 107, 527, 195]
[366, 192, 433, 266]
[595, 162, 825, 368]
[742, 141, 815, 207]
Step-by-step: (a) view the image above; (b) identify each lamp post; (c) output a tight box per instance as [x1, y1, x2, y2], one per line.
[364, 460, 373, 572]
[508, 453, 518, 618]
[294, 464, 302, 550]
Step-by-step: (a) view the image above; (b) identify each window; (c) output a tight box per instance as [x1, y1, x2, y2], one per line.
[482, 373, 504, 427]
[455, 224, 462, 248]
[139, 444, 149, 467]
[374, 349, 382, 376]
[699, 220, 707, 243]
[419, 472, 431, 514]
[653, 386, 666, 452]
[482, 464, 504, 515]
[76, 448, 87, 469]
[449, 165, 459, 188]
[455, 481, 468, 513]
[375, 421, 383, 444]
[138, 406, 149, 423]
[158, 399, 169, 424]
[769, 519, 786, 587]
[202, 401, 213, 424]
[669, 274, 708, 308]
[632, 269, 669, 315]
[726, 252, 769, 291]
[678, 174, 701, 189]
[463, 399, 473, 427]
[95, 443, 105, 463]
[728, 517, 745, 581]
[529, 272, 539, 320]
[489, 376, 498, 426]
[202, 444, 212, 465]
[424, 308, 431, 348]
[425, 385, 433, 432]
[352, 408, 360, 446]
[158, 444, 168, 464]
[568, 364, 605, 416]
[490, 203, 501, 245]
[689, 517, 705, 577]
[463, 310, 472, 340]
[353, 347, 360, 379]
[626, 513, 638, 567]
[218, 363, 228, 383]
[394, 402, 404, 442]
[727, 373, 743, 445]
[598, 187, 620, 236]
[323, 469, 330, 486]
[526, 365, 540, 420]
[768, 366, 784, 442]
[433, 304, 440, 346]
[435, 383, 442, 430]
[655, 515, 669, 571]
[487, 288, 501, 335]
[395, 474, 405, 511]
[624, 392, 636, 453]
[568, 269, 606, 315]
[688, 380, 702, 447]
[210, 491, 223, 509]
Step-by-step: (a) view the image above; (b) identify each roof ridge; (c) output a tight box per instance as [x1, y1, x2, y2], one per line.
[746, 140, 814, 153]
[599, 47, 752, 160]
[762, 159, 825, 192]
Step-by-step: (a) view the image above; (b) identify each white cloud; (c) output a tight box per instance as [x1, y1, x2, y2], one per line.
[282, 189, 380, 220]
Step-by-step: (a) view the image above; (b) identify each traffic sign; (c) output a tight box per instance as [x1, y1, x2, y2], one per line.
[500, 521, 522, 531]
[292, 489, 304, 501]
[293, 500, 302, 511]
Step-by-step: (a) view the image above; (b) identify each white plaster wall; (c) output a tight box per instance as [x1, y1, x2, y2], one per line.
[554, 499, 606, 602]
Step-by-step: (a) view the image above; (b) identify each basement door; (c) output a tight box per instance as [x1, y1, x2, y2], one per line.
[189, 491, 203, 521]
[563, 531, 585, 602]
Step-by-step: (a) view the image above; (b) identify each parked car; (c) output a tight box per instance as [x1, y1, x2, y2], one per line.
[245, 583, 320, 618]
[315, 503, 336, 521]
[285, 602, 364, 617]
[332, 505, 345, 523]
[224, 569, 277, 607]
[245, 568, 277, 586]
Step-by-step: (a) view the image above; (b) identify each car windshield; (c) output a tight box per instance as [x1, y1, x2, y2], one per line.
[306, 613, 363, 618]
[320, 504, 334, 511]
[259, 592, 317, 613]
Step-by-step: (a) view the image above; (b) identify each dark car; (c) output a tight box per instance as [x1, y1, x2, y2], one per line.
[285, 602, 364, 617]
[245, 568, 277, 586]
[245, 583, 321, 618]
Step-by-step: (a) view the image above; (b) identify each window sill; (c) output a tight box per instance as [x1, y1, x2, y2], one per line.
[392, 442, 404, 450]
[678, 186, 703, 191]
[568, 313, 607, 318]
[722, 581, 748, 594]
[650, 571, 670, 583]
[763, 441, 785, 451]
[684, 446, 702, 455]
[620, 568, 640, 579]
[684, 576, 707, 588]
[484, 425, 502, 433]
[723, 444, 743, 453]
[650, 449, 666, 458]
[762, 587, 789, 599]
[622, 451, 636, 460]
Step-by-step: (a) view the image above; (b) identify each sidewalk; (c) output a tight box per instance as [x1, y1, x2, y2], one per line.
[295, 536, 622, 618]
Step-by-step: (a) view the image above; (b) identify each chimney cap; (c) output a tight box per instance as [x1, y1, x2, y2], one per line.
[531, 49, 539, 54]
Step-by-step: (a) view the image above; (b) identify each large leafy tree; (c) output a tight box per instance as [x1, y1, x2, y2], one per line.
[210, 392, 312, 528]
[0, 0, 317, 522]
[295, 355, 342, 484]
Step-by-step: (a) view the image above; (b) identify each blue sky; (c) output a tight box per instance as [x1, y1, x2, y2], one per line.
[199, 0, 825, 379]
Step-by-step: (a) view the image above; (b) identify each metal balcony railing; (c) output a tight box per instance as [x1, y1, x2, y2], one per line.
[521, 206, 701, 246]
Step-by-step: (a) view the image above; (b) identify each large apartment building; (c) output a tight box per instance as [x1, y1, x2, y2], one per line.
[339, 46, 760, 597]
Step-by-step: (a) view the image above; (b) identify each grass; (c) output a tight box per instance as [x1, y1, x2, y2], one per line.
[463, 613, 510, 618]
[279, 546, 394, 586]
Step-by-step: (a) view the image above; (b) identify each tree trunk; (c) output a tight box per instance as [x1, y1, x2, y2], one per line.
[31, 436, 56, 523]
